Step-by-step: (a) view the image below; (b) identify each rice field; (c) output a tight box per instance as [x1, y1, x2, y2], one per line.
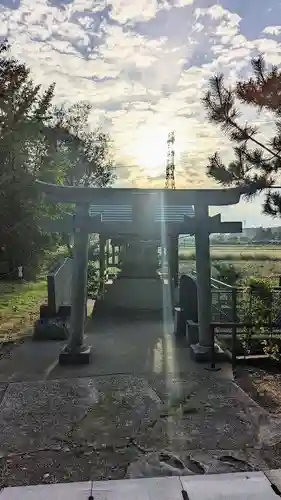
[179, 244, 281, 260]
[179, 244, 281, 281]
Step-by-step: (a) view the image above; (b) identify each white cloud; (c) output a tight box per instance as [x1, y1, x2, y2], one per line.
[108, 0, 161, 24]
[1, 0, 281, 225]
[263, 26, 281, 36]
[252, 38, 281, 65]
[108, 0, 194, 24]
[174, 0, 194, 5]
[195, 4, 241, 25]
[100, 25, 165, 68]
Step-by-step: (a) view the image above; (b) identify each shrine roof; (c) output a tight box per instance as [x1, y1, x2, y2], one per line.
[89, 204, 194, 222]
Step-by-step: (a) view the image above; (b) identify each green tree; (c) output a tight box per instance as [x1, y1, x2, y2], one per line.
[202, 55, 281, 217]
[0, 41, 116, 275]
[42, 101, 116, 187]
[0, 40, 57, 277]
[43, 102, 116, 255]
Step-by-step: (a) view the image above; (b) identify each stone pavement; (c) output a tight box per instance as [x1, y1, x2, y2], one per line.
[0, 314, 280, 487]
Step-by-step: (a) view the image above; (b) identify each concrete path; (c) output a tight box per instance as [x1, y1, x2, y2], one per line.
[0, 314, 279, 486]
[1, 472, 281, 500]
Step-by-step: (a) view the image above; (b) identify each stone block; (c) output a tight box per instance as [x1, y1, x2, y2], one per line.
[186, 321, 199, 345]
[100, 277, 163, 311]
[190, 342, 225, 363]
[47, 257, 72, 316]
[32, 318, 69, 341]
[178, 274, 198, 322]
[59, 344, 91, 365]
[39, 304, 52, 319]
[57, 305, 71, 320]
[174, 307, 186, 338]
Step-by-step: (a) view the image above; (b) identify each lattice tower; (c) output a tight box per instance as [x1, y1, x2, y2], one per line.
[165, 131, 175, 189]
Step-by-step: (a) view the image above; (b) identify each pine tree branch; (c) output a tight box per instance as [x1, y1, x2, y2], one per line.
[204, 54, 281, 217]
[228, 116, 279, 158]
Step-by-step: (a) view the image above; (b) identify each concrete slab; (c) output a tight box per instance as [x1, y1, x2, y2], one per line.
[145, 375, 262, 410]
[264, 469, 281, 492]
[181, 471, 277, 500]
[0, 445, 140, 486]
[0, 473, 279, 500]
[0, 370, 272, 485]
[0, 316, 278, 486]
[0, 318, 176, 381]
[0, 369, 266, 455]
[0, 375, 162, 454]
[0, 341, 63, 383]
[126, 448, 269, 478]
[183, 449, 268, 475]
[0, 317, 231, 383]
[49, 317, 176, 379]
[64, 375, 162, 449]
[0, 383, 7, 403]
[0, 477, 182, 500]
[0, 482, 92, 500]
[134, 405, 264, 452]
[0, 378, 99, 453]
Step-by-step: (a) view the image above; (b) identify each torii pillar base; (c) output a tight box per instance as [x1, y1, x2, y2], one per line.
[190, 342, 224, 363]
[190, 343, 212, 362]
[59, 344, 92, 365]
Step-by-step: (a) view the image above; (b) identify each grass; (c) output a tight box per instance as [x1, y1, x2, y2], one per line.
[0, 247, 66, 344]
[0, 279, 47, 343]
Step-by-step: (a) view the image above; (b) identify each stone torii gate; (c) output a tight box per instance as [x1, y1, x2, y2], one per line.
[37, 181, 242, 364]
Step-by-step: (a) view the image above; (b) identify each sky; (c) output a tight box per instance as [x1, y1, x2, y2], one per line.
[1, 0, 281, 226]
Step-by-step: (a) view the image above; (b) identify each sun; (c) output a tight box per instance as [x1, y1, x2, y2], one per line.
[133, 127, 170, 177]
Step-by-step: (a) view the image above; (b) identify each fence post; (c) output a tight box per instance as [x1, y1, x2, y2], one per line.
[205, 324, 221, 372]
[231, 287, 238, 372]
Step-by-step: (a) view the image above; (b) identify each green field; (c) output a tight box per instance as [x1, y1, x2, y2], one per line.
[179, 244, 281, 281]
[179, 244, 281, 259]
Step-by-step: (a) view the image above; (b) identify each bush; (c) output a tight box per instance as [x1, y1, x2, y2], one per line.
[179, 252, 281, 262]
[213, 263, 242, 285]
[239, 277, 280, 359]
[87, 261, 99, 299]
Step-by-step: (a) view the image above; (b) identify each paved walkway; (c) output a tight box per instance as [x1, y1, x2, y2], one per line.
[0, 313, 279, 486]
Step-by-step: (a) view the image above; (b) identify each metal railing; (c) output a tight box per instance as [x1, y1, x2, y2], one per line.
[211, 321, 281, 370]
[211, 280, 235, 323]
[211, 286, 281, 325]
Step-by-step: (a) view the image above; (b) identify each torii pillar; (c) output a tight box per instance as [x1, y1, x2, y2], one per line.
[192, 203, 212, 358]
[59, 202, 91, 364]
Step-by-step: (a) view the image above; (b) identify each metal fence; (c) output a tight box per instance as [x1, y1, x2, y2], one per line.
[211, 280, 235, 323]
[210, 286, 281, 367]
[211, 286, 281, 325]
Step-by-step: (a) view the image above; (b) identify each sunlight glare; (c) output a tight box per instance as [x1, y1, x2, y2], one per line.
[134, 127, 170, 177]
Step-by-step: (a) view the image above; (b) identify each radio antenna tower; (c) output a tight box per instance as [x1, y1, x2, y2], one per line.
[165, 131, 175, 189]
